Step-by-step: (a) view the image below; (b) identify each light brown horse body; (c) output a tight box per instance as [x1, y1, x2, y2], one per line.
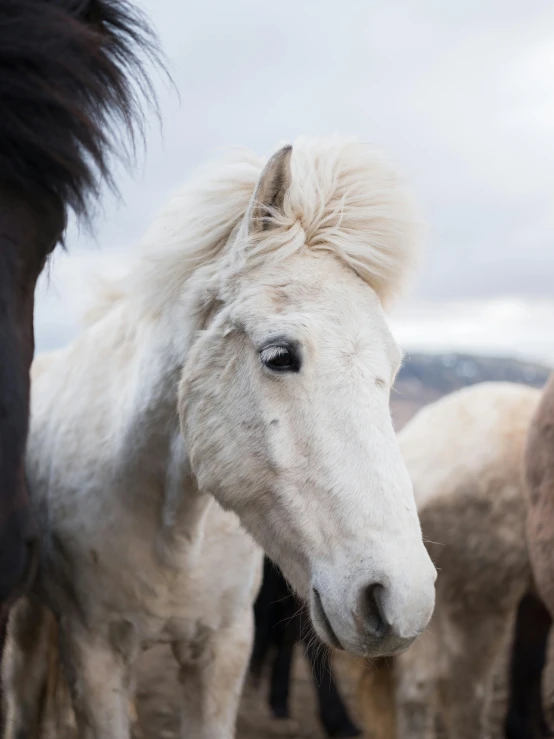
[356, 382, 541, 739]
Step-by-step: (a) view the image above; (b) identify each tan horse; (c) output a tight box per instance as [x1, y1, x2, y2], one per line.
[355, 382, 541, 739]
[525, 374, 554, 616]
[4, 137, 436, 739]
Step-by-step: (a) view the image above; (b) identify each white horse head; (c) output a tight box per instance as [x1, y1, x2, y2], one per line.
[175, 137, 435, 658]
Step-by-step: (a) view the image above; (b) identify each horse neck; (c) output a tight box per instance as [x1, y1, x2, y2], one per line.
[75, 291, 209, 548]
[0, 189, 62, 543]
[100, 299, 194, 467]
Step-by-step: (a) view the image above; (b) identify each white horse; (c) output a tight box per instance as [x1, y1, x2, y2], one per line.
[4, 137, 436, 739]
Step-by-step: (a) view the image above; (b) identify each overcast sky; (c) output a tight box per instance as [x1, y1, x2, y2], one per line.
[35, 0, 554, 362]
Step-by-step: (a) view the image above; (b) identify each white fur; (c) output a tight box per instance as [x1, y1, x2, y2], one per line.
[6, 136, 435, 739]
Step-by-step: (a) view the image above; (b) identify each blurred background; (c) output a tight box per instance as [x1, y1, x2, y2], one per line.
[35, 0, 554, 367]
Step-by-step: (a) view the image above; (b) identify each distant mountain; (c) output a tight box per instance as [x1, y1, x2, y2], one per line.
[391, 352, 552, 431]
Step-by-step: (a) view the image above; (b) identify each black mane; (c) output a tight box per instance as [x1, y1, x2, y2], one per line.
[0, 0, 163, 220]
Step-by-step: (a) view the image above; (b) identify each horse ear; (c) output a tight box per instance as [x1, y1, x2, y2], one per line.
[248, 145, 292, 235]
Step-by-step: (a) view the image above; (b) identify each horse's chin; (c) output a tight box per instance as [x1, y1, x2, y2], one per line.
[308, 582, 425, 659]
[309, 587, 345, 651]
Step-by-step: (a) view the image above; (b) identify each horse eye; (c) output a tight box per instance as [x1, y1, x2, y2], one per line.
[260, 345, 300, 373]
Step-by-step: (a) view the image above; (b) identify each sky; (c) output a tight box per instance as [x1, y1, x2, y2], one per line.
[35, 0, 554, 364]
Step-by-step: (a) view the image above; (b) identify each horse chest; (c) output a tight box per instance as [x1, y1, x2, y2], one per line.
[77, 503, 262, 650]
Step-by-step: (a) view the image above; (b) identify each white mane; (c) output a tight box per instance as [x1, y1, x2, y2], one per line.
[87, 136, 421, 323]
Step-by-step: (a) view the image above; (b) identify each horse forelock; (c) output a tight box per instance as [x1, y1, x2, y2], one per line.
[0, 0, 164, 227]
[86, 137, 421, 326]
[239, 137, 422, 306]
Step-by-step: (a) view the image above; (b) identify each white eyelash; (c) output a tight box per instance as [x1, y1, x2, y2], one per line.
[261, 346, 288, 362]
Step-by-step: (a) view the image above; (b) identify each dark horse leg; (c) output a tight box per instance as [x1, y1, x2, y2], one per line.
[252, 557, 299, 720]
[251, 557, 280, 684]
[268, 581, 299, 720]
[269, 629, 296, 719]
[303, 633, 361, 738]
[505, 592, 553, 739]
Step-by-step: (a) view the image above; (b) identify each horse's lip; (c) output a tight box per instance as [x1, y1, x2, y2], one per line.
[312, 587, 344, 650]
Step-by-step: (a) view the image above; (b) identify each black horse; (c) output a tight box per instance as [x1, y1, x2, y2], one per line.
[252, 557, 361, 738]
[0, 0, 162, 716]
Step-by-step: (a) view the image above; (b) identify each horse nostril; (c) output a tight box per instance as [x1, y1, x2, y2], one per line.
[362, 583, 390, 638]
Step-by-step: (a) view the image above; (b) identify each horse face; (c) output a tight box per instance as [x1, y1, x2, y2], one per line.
[179, 254, 436, 658]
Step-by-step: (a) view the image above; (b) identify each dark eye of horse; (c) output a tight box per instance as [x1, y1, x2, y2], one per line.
[260, 345, 300, 373]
